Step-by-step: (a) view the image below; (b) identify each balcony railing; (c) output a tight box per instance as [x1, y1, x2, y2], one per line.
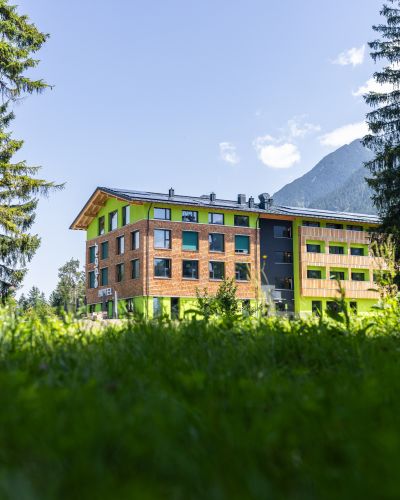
[301, 278, 379, 299]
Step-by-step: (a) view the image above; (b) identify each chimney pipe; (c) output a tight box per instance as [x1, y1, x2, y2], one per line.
[168, 187, 175, 198]
[237, 193, 246, 205]
[248, 196, 255, 208]
[210, 192, 216, 202]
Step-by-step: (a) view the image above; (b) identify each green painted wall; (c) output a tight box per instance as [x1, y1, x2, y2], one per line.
[298, 297, 377, 317]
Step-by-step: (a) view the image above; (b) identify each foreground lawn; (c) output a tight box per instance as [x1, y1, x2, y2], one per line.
[0, 310, 400, 499]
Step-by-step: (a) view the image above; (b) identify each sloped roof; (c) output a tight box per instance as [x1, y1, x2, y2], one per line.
[70, 186, 380, 230]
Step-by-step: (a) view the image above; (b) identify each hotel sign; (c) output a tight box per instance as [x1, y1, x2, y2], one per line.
[98, 288, 113, 298]
[94, 242, 99, 288]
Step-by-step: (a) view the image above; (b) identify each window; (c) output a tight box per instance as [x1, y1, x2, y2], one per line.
[182, 231, 199, 251]
[330, 271, 345, 280]
[153, 297, 162, 317]
[350, 301, 358, 313]
[98, 216, 105, 236]
[209, 261, 225, 280]
[131, 230, 140, 250]
[122, 205, 130, 226]
[209, 212, 224, 225]
[234, 215, 249, 227]
[131, 259, 140, 279]
[273, 225, 292, 238]
[351, 247, 364, 256]
[116, 263, 124, 282]
[307, 269, 322, 279]
[116, 235, 125, 255]
[171, 297, 180, 320]
[242, 300, 251, 316]
[209, 233, 224, 252]
[275, 251, 293, 263]
[182, 210, 198, 223]
[307, 244, 321, 253]
[88, 271, 95, 289]
[329, 246, 344, 255]
[109, 211, 118, 231]
[326, 223, 343, 230]
[100, 267, 108, 286]
[89, 304, 96, 314]
[235, 235, 250, 254]
[235, 263, 251, 281]
[126, 298, 134, 314]
[182, 260, 199, 279]
[312, 301, 322, 316]
[154, 258, 171, 278]
[154, 207, 171, 220]
[101, 241, 109, 259]
[302, 221, 320, 227]
[351, 272, 365, 282]
[89, 246, 96, 264]
[275, 277, 293, 290]
[326, 301, 341, 314]
[154, 229, 171, 249]
[347, 225, 363, 232]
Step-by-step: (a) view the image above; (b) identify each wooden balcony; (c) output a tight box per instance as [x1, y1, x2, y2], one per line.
[301, 279, 379, 299]
[299, 226, 371, 245]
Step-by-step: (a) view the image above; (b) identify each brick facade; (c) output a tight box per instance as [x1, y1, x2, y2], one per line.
[86, 219, 260, 304]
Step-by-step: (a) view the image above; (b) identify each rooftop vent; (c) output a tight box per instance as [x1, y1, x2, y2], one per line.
[168, 188, 175, 198]
[210, 192, 216, 202]
[248, 196, 255, 208]
[258, 193, 273, 209]
[237, 193, 246, 205]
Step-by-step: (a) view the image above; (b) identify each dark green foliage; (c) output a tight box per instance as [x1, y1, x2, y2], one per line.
[363, 0, 400, 255]
[196, 278, 239, 320]
[0, 1, 61, 298]
[49, 258, 85, 313]
[0, 309, 400, 499]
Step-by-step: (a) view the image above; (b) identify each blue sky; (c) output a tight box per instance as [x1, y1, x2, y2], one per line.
[14, 0, 383, 297]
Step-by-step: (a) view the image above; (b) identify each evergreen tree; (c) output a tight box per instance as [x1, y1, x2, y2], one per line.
[0, 1, 61, 299]
[363, 0, 400, 257]
[50, 259, 85, 313]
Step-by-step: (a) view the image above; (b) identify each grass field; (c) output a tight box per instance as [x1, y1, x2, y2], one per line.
[0, 306, 400, 500]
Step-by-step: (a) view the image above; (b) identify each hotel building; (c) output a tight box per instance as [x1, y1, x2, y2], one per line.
[71, 187, 383, 318]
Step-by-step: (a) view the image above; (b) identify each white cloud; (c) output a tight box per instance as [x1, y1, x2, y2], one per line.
[287, 116, 321, 139]
[352, 77, 394, 97]
[219, 142, 240, 164]
[253, 136, 301, 169]
[319, 121, 368, 148]
[334, 45, 365, 67]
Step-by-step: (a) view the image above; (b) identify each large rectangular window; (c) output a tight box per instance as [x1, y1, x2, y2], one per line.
[116, 263, 124, 282]
[275, 277, 293, 290]
[154, 207, 171, 220]
[302, 221, 320, 227]
[329, 245, 344, 255]
[273, 225, 292, 238]
[98, 216, 105, 236]
[326, 223, 343, 230]
[351, 272, 365, 281]
[154, 229, 171, 249]
[116, 235, 125, 255]
[182, 260, 199, 279]
[234, 215, 249, 227]
[109, 211, 118, 231]
[182, 210, 198, 223]
[122, 205, 130, 226]
[208, 212, 224, 225]
[154, 258, 171, 278]
[153, 297, 162, 318]
[330, 271, 345, 280]
[235, 235, 250, 254]
[275, 251, 293, 263]
[209, 233, 224, 252]
[307, 269, 322, 279]
[209, 261, 225, 280]
[351, 247, 364, 256]
[182, 231, 199, 251]
[101, 241, 108, 260]
[88, 271, 95, 289]
[306, 244, 321, 253]
[89, 246, 96, 264]
[131, 230, 140, 250]
[235, 263, 251, 281]
[131, 259, 140, 279]
[100, 267, 108, 286]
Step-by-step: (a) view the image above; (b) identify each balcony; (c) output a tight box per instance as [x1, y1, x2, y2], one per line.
[301, 279, 379, 299]
[299, 226, 370, 245]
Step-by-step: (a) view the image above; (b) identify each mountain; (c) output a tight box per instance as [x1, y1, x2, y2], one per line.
[273, 139, 376, 214]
